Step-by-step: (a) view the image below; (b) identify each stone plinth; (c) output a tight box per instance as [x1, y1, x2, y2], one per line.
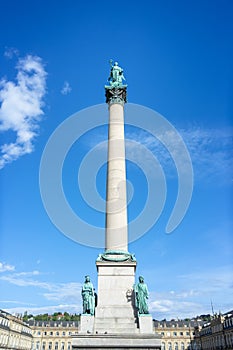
[79, 315, 94, 334]
[72, 334, 161, 349]
[94, 260, 137, 334]
[138, 314, 153, 334]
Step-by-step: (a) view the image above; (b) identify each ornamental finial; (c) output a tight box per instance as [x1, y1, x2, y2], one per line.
[105, 60, 127, 104]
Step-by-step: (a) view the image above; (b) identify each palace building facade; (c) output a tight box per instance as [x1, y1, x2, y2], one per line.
[0, 309, 32, 350]
[27, 321, 79, 350]
[154, 320, 200, 350]
[193, 311, 233, 349]
[1, 309, 233, 350]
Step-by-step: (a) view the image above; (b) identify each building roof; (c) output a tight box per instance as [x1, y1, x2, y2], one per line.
[154, 320, 203, 328]
[26, 320, 79, 327]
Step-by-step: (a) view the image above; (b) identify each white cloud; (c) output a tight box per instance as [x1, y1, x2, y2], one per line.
[84, 125, 232, 184]
[4, 47, 19, 59]
[0, 275, 53, 289]
[0, 262, 15, 272]
[125, 126, 233, 183]
[178, 265, 233, 294]
[147, 265, 233, 319]
[0, 271, 82, 304]
[150, 298, 204, 320]
[0, 267, 83, 315]
[61, 81, 71, 95]
[4, 304, 81, 316]
[14, 270, 40, 277]
[43, 282, 81, 302]
[0, 54, 47, 168]
[0, 300, 36, 306]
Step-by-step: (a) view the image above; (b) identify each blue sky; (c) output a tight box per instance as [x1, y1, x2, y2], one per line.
[0, 0, 232, 320]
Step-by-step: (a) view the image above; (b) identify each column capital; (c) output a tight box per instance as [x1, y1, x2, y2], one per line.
[105, 86, 127, 105]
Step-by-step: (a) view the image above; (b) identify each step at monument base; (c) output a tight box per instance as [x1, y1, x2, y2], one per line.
[72, 334, 161, 349]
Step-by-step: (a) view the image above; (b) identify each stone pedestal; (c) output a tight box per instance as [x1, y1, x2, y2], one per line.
[94, 260, 138, 334]
[139, 314, 153, 334]
[79, 315, 94, 334]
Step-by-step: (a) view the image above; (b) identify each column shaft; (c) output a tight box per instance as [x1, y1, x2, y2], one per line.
[105, 103, 128, 252]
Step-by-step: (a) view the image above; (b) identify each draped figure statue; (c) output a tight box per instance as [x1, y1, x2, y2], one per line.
[135, 276, 149, 314]
[81, 275, 95, 315]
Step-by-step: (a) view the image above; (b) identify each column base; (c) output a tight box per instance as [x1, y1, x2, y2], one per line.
[94, 260, 137, 334]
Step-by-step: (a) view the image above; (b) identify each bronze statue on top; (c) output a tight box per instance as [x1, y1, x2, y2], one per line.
[107, 59, 126, 87]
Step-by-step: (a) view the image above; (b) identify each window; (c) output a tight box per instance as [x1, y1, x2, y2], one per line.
[55, 342, 58, 350]
[161, 332, 165, 336]
[161, 342, 165, 350]
[186, 332, 190, 336]
[42, 342, 46, 350]
[62, 331, 66, 336]
[181, 342, 185, 350]
[68, 342, 71, 350]
[56, 331, 59, 336]
[173, 332, 177, 336]
[38, 331, 41, 335]
[49, 342, 52, 350]
[61, 342, 65, 350]
[168, 342, 172, 350]
[50, 331, 53, 336]
[174, 343, 178, 350]
[180, 332, 183, 336]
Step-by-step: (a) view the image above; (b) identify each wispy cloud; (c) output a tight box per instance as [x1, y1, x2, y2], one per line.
[125, 126, 233, 183]
[148, 265, 233, 319]
[0, 300, 36, 306]
[14, 270, 40, 277]
[4, 47, 19, 59]
[178, 266, 233, 294]
[1, 275, 52, 289]
[43, 282, 81, 302]
[0, 270, 82, 305]
[0, 54, 47, 168]
[0, 262, 15, 272]
[61, 81, 71, 95]
[4, 304, 81, 316]
[84, 125, 232, 184]
[150, 299, 203, 320]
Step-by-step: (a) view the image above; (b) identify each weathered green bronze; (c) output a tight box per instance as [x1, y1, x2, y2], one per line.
[135, 276, 149, 315]
[81, 275, 95, 316]
[107, 59, 126, 87]
[97, 250, 136, 262]
[105, 59, 127, 105]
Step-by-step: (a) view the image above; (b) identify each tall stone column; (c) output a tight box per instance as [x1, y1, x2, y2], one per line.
[93, 64, 137, 334]
[105, 88, 128, 252]
[74, 61, 161, 348]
